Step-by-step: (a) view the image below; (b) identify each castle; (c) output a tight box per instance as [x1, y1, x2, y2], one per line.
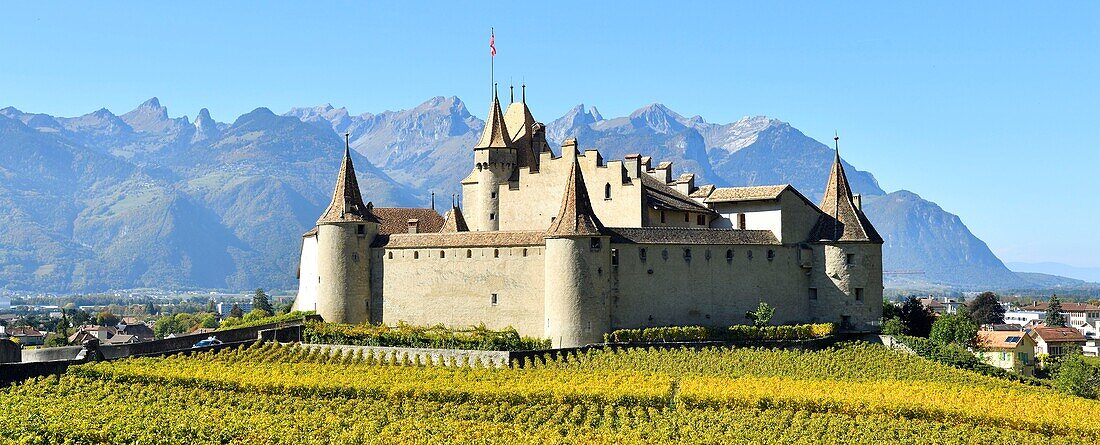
[293, 91, 883, 347]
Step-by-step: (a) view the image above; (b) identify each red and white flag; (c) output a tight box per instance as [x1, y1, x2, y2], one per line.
[490, 31, 496, 57]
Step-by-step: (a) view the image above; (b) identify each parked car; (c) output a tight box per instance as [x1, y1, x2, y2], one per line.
[192, 336, 223, 348]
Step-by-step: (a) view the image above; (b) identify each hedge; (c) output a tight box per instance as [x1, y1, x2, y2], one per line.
[304, 321, 550, 351]
[605, 323, 835, 343]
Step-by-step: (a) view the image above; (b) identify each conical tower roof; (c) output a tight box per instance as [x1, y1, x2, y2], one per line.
[474, 93, 515, 150]
[439, 205, 469, 232]
[547, 157, 604, 237]
[317, 142, 378, 225]
[811, 147, 882, 243]
[504, 100, 537, 170]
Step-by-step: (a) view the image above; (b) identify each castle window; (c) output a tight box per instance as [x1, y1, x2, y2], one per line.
[387, 252, 393, 260]
[696, 214, 705, 225]
[413, 251, 419, 260]
[726, 249, 733, 262]
[491, 192, 496, 199]
[855, 288, 864, 302]
[639, 248, 647, 262]
[439, 250, 446, 258]
[737, 214, 746, 230]
[522, 248, 528, 257]
[611, 248, 619, 266]
[684, 213, 689, 222]
[604, 183, 612, 200]
[846, 254, 856, 265]
[660, 211, 666, 223]
[590, 238, 601, 251]
[809, 288, 818, 300]
[352, 253, 359, 262]
[491, 293, 498, 306]
[767, 250, 775, 261]
[489, 213, 495, 220]
[661, 249, 669, 260]
[704, 249, 711, 261]
[357, 224, 366, 235]
[493, 249, 499, 258]
[683, 248, 691, 261]
[747, 250, 753, 260]
[466, 249, 472, 258]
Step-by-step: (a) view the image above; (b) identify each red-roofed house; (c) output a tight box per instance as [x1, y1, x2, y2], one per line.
[1029, 326, 1086, 358]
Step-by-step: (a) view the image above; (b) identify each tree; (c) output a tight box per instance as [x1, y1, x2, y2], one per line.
[69, 309, 91, 327]
[253, 289, 274, 316]
[95, 311, 120, 327]
[882, 300, 900, 320]
[897, 297, 936, 338]
[967, 292, 1005, 326]
[929, 313, 978, 348]
[1045, 294, 1067, 327]
[229, 303, 244, 319]
[207, 299, 217, 313]
[153, 315, 183, 338]
[882, 317, 907, 336]
[745, 302, 775, 327]
[144, 302, 157, 316]
[1053, 353, 1100, 399]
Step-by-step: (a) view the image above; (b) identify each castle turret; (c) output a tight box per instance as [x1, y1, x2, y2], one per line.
[467, 91, 516, 231]
[809, 137, 883, 331]
[544, 156, 612, 347]
[314, 136, 378, 324]
[503, 86, 549, 174]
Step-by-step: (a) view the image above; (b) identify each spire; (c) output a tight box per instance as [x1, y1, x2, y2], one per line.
[521, 83, 526, 104]
[510, 84, 514, 103]
[474, 88, 514, 149]
[810, 134, 882, 243]
[547, 157, 604, 237]
[317, 133, 377, 224]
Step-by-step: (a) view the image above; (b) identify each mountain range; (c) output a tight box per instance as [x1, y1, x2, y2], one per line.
[0, 97, 1084, 293]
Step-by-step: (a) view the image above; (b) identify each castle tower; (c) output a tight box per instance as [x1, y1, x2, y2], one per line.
[503, 86, 549, 174]
[544, 156, 612, 348]
[809, 137, 883, 331]
[314, 136, 378, 324]
[468, 91, 517, 231]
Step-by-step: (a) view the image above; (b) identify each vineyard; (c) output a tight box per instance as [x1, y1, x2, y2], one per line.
[5, 342, 1100, 444]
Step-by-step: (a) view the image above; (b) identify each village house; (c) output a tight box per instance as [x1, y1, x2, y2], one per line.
[1020, 302, 1100, 339]
[976, 329, 1036, 376]
[1029, 326, 1086, 359]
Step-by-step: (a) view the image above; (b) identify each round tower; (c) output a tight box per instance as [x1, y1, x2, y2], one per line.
[543, 156, 611, 348]
[471, 91, 516, 231]
[313, 137, 378, 324]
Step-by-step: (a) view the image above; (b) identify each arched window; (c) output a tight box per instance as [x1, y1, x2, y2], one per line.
[413, 251, 419, 260]
[466, 249, 472, 258]
[604, 183, 612, 200]
[639, 248, 647, 262]
[440, 250, 446, 259]
[493, 249, 500, 258]
[683, 249, 692, 261]
[522, 248, 528, 257]
[726, 249, 734, 262]
[387, 252, 393, 260]
[767, 250, 775, 261]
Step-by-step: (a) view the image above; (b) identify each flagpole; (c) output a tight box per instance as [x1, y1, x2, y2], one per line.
[490, 27, 495, 100]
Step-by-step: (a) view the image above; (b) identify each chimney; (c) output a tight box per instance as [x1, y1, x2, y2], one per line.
[407, 219, 420, 234]
[561, 138, 578, 160]
[852, 194, 862, 211]
[624, 154, 641, 179]
[654, 161, 673, 184]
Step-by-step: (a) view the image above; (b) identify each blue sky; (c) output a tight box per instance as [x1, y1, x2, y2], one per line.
[1, 2, 1097, 268]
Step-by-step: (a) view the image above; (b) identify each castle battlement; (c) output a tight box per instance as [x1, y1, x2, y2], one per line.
[293, 93, 883, 347]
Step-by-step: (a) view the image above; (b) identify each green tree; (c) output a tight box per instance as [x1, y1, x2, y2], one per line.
[929, 313, 978, 348]
[153, 315, 183, 338]
[882, 317, 907, 336]
[882, 300, 901, 321]
[144, 302, 157, 316]
[207, 299, 217, 313]
[198, 313, 219, 329]
[95, 311, 120, 327]
[967, 292, 1005, 326]
[745, 302, 775, 327]
[1045, 295, 1067, 327]
[69, 309, 91, 327]
[1053, 354, 1100, 399]
[897, 297, 936, 338]
[253, 289, 274, 316]
[229, 303, 244, 319]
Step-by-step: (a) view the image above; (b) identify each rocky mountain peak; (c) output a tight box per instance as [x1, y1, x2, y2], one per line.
[628, 103, 688, 134]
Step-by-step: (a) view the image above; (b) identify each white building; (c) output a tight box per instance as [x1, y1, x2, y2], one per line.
[1003, 309, 1044, 327]
[216, 302, 253, 317]
[1020, 302, 1100, 339]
